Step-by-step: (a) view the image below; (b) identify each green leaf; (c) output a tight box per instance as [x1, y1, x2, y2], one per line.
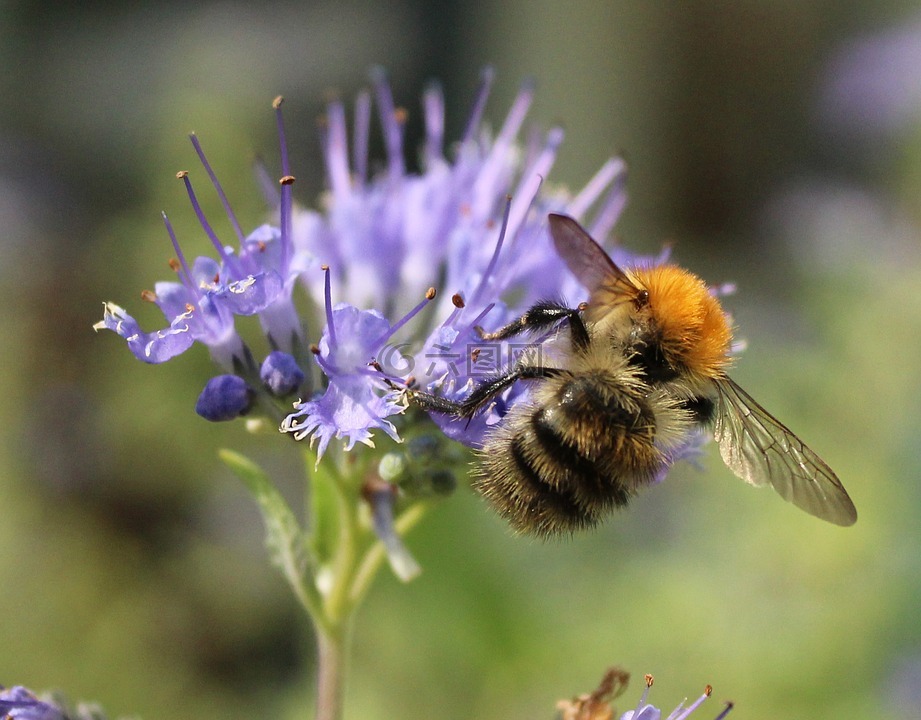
[218, 449, 310, 590]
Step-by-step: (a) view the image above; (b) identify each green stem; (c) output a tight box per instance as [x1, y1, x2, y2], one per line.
[315, 623, 351, 720]
[323, 462, 361, 624]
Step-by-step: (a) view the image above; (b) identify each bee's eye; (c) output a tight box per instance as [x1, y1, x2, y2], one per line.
[634, 289, 650, 309]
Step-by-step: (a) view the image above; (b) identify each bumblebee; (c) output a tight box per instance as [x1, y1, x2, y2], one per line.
[548, 214, 856, 528]
[408, 214, 856, 535]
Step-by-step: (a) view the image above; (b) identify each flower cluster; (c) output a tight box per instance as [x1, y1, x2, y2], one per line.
[556, 670, 732, 720]
[95, 67, 708, 478]
[0, 685, 111, 720]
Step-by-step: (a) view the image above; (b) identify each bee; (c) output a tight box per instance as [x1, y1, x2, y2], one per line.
[408, 214, 856, 535]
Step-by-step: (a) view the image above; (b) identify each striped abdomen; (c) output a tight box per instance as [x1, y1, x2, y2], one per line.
[474, 369, 665, 536]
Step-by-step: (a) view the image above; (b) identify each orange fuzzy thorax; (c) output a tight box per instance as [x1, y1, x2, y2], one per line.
[629, 265, 733, 379]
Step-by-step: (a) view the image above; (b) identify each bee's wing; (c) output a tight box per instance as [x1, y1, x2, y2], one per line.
[548, 213, 636, 294]
[712, 377, 857, 526]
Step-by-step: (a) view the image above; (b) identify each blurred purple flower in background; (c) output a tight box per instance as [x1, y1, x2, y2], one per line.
[0, 685, 103, 720]
[0, 686, 63, 720]
[820, 13, 921, 140]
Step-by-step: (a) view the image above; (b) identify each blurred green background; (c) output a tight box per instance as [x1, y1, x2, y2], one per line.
[2, 1, 921, 718]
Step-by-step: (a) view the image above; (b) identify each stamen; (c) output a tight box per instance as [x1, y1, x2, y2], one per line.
[471, 79, 533, 215]
[322, 264, 337, 347]
[569, 156, 627, 220]
[189, 133, 245, 244]
[370, 67, 405, 182]
[668, 686, 712, 720]
[461, 66, 495, 145]
[273, 96, 290, 176]
[630, 674, 654, 716]
[452, 293, 465, 308]
[278, 174, 294, 275]
[468, 302, 495, 330]
[423, 81, 444, 166]
[493, 79, 535, 159]
[506, 126, 563, 244]
[141, 289, 157, 303]
[373, 287, 437, 347]
[161, 211, 194, 290]
[589, 171, 629, 241]
[177, 171, 243, 278]
[325, 99, 351, 201]
[712, 701, 734, 719]
[353, 89, 371, 187]
[274, 98, 294, 276]
[254, 155, 280, 210]
[471, 195, 513, 306]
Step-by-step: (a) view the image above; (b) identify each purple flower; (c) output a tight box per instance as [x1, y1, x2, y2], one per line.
[281, 69, 641, 455]
[0, 686, 64, 720]
[96, 67, 714, 482]
[820, 14, 921, 140]
[260, 350, 305, 397]
[195, 374, 255, 422]
[557, 670, 732, 720]
[620, 676, 732, 720]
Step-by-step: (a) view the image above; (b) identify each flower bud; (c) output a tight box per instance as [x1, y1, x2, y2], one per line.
[195, 375, 254, 421]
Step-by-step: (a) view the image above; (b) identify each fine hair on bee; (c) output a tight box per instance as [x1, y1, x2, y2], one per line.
[407, 213, 857, 536]
[475, 339, 694, 536]
[408, 297, 695, 536]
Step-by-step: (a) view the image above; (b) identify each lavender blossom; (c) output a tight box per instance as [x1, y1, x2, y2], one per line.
[0, 687, 64, 720]
[820, 14, 921, 140]
[619, 676, 732, 720]
[0, 686, 112, 720]
[556, 670, 732, 720]
[96, 67, 710, 489]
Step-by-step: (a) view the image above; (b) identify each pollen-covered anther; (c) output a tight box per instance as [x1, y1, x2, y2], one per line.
[168, 258, 181, 272]
[704, 685, 713, 697]
[644, 674, 654, 688]
[279, 175, 296, 185]
[320, 264, 330, 271]
[471, 348, 481, 363]
[184, 303, 195, 313]
[394, 107, 408, 124]
[257, 241, 267, 252]
[425, 287, 436, 300]
[176, 170, 188, 179]
[451, 293, 465, 308]
[272, 95, 284, 109]
[140, 289, 157, 303]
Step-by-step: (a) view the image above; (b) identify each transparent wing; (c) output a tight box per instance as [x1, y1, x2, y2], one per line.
[548, 213, 634, 293]
[713, 377, 857, 526]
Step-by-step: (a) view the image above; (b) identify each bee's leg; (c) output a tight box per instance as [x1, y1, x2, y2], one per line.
[408, 365, 562, 419]
[476, 300, 589, 350]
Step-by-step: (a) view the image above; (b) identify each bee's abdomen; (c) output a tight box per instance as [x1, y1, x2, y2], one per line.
[474, 372, 663, 537]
